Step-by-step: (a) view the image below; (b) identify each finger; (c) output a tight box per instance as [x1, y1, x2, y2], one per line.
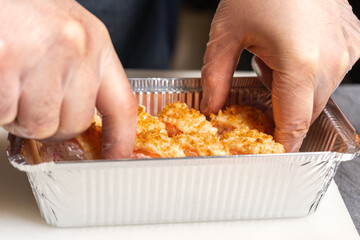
[311, 43, 355, 124]
[272, 71, 315, 152]
[96, 50, 137, 159]
[200, 7, 244, 115]
[251, 56, 273, 90]
[42, 18, 97, 142]
[5, 60, 64, 140]
[4, 19, 89, 140]
[48, 63, 98, 142]
[0, 71, 19, 125]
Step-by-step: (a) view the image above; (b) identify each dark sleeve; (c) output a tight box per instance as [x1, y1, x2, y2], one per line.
[77, 0, 181, 69]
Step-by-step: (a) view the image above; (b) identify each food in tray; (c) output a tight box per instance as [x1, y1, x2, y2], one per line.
[211, 105, 272, 135]
[34, 115, 102, 162]
[221, 127, 285, 154]
[158, 102, 218, 136]
[172, 133, 229, 157]
[137, 105, 167, 135]
[133, 130, 186, 158]
[30, 102, 284, 162]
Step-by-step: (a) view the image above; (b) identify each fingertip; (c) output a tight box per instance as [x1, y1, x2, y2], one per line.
[200, 23, 244, 116]
[200, 65, 232, 115]
[200, 97, 210, 116]
[100, 98, 137, 159]
[274, 127, 307, 153]
[97, 51, 137, 159]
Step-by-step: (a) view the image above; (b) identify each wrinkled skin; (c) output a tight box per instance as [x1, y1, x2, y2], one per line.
[0, 0, 137, 159]
[201, 0, 360, 152]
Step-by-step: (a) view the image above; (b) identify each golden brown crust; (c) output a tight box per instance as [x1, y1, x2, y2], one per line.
[172, 133, 229, 157]
[158, 102, 218, 136]
[35, 103, 284, 162]
[134, 130, 186, 158]
[221, 127, 285, 154]
[137, 105, 167, 135]
[211, 105, 272, 135]
[75, 114, 102, 160]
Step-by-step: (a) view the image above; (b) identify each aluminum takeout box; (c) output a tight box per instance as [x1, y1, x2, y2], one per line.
[7, 77, 360, 227]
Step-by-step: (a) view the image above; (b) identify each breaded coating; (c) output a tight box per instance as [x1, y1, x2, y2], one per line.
[211, 105, 272, 135]
[75, 114, 102, 160]
[173, 133, 229, 157]
[158, 102, 218, 136]
[221, 128, 285, 154]
[35, 103, 284, 163]
[133, 130, 186, 158]
[137, 105, 167, 135]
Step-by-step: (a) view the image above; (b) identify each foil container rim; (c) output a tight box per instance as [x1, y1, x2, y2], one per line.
[7, 141, 345, 173]
[6, 76, 360, 171]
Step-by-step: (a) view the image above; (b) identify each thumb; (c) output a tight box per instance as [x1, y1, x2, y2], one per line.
[200, 1, 244, 115]
[96, 50, 137, 159]
[272, 71, 314, 152]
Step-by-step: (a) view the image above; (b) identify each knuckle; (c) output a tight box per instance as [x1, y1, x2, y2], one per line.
[74, 114, 94, 134]
[291, 48, 319, 73]
[347, 45, 359, 67]
[23, 113, 59, 140]
[0, 88, 17, 125]
[0, 102, 16, 125]
[338, 49, 351, 73]
[61, 18, 88, 56]
[60, 112, 94, 137]
[201, 66, 217, 83]
[209, 21, 227, 39]
[94, 19, 110, 39]
[85, 15, 111, 45]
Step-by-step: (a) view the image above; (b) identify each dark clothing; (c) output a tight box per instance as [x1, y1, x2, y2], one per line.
[77, 0, 181, 69]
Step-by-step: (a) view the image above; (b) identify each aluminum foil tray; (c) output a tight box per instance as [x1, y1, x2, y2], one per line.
[7, 77, 360, 227]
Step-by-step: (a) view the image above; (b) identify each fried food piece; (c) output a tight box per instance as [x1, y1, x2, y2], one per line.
[158, 102, 217, 136]
[133, 130, 186, 158]
[137, 105, 167, 135]
[221, 127, 285, 154]
[39, 115, 102, 161]
[34, 103, 283, 163]
[211, 105, 272, 135]
[172, 133, 229, 157]
[74, 114, 102, 159]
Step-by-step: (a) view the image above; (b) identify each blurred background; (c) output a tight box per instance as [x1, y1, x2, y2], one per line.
[173, 0, 360, 84]
[79, 0, 360, 83]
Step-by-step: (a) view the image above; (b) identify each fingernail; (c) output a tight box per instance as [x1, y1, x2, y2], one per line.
[200, 99, 209, 114]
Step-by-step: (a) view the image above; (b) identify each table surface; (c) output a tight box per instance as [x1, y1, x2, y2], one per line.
[0, 71, 359, 240]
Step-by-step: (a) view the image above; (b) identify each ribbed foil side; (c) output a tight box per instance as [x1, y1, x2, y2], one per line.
[132, 78, 270, 115]
[24, 153, 338, 227]
[7, 77, 359, 227]
[302, 98, 360, 155]
[301, 113, 337, 152]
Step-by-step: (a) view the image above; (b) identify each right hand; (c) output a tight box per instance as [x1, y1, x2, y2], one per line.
[0, 0, 137, 159]
[201, 0, 360, 152]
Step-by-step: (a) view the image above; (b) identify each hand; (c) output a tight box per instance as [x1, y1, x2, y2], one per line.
[201, 0, 360, 152]
[0, 0, 137, 158]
